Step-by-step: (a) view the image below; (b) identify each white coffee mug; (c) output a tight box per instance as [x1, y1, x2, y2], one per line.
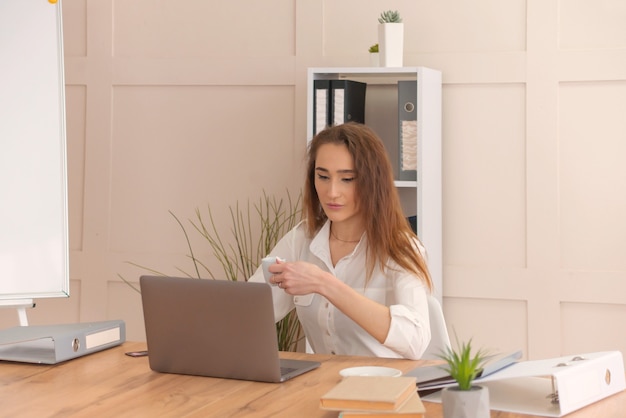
[261, 256, 285, 283]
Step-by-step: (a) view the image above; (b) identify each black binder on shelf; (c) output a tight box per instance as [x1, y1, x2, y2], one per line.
[398, 80, 417, 181]
[329, 80, 366, 126]
[313, 79, 331, 135]
[407, 215, 417, 234]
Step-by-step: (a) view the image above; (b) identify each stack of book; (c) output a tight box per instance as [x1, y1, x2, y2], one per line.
[320, 376, 425, 417]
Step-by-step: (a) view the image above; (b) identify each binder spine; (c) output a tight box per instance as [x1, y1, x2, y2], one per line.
[555, 351, 625, 415]
[313, 80, 330, 135]
[329, 80, 366, 126]
[332, 87, 346, 125]
[398, 80, 417, 181]
[55, 321, 126, 363]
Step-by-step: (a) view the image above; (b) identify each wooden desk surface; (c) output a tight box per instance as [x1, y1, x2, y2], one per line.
[0, 342, 623, 417]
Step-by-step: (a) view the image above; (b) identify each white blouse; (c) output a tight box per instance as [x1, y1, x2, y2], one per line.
[248, 220, 431, 360]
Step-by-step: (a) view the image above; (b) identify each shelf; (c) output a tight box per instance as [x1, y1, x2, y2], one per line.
[309, 67, 427, 85]
[310, 66, 423, 77]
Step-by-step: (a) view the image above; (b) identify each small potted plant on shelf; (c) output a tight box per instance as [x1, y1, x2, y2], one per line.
[439, 338, 490, 418]
[368, 43, 379, 67]
[377, 10, 403, 67]
[378, 10, 402, 23]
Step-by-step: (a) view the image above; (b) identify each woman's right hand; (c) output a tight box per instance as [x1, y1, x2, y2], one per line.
[269, 260, 329, 295]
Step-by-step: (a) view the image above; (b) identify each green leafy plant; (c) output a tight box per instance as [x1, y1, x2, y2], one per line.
[439, 337, 488, 390]
[378, 10, 402, 24]
[368, 43, 379, 53]
[121, 190, 304, 352]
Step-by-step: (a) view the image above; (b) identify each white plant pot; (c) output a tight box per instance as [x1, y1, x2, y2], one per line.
[442, 385, 490, 418]
[369, 52, 379, 67]
[377, 23, 404, 67]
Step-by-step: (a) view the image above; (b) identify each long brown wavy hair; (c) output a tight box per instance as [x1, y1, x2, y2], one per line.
[303, 122, 433, 291]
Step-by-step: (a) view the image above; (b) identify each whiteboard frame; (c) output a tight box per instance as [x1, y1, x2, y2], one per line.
[0, 0, 69, 302]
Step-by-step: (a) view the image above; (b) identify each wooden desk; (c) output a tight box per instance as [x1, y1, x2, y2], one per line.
[0, 342, 623, 417]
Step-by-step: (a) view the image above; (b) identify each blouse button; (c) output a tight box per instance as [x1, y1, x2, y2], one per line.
[294, 297, 299, 303]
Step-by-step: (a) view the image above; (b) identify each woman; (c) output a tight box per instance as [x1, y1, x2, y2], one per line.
[249, 122, 432, 360]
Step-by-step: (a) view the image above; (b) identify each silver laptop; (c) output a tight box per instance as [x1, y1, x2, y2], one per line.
[139, 275, 320, 383]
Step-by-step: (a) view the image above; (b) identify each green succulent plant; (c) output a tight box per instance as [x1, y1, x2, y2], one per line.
[439, 337, 488, 390]
[368, 43, 379, 53]
[378, 10, 402, 24]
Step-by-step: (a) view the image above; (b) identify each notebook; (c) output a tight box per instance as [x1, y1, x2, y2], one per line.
[139, 275, 320, 383]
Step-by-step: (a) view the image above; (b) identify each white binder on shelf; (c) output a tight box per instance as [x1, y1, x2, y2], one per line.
[0, 320, 126, 364]
[422, 351, 625, 417]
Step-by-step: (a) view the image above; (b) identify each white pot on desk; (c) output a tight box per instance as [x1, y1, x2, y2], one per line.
[441, 385, 490, 418]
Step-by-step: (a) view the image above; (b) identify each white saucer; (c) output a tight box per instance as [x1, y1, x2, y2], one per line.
[339, 366, 403, 378]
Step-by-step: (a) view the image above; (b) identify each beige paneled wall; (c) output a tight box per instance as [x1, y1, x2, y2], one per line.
[3, 0, 625, 363]
[560, 82, 626, 271]
[443, 83, 527, 268]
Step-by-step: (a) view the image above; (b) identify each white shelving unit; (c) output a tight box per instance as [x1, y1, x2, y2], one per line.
[306, 67, 443, 302]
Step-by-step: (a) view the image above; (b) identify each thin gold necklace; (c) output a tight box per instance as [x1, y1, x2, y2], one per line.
[330, 227, 361, 243]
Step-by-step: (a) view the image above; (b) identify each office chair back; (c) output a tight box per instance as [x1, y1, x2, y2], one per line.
[421, 295, 451, 360]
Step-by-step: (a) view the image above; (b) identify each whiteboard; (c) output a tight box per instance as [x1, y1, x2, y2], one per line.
[0, 0, 69, 300]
